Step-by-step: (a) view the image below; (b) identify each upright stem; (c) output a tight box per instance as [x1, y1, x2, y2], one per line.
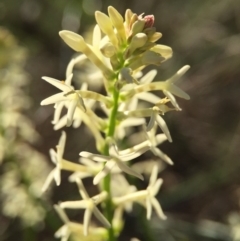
[102, 88, 119, 241]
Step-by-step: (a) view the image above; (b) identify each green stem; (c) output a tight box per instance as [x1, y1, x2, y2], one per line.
[102, 88, 119, 241]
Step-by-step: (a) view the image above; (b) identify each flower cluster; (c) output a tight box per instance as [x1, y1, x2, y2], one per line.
[41, 6, 190, 241]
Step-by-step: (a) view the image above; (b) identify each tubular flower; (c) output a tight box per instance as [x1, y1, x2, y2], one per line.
[40, 5, 190, 241]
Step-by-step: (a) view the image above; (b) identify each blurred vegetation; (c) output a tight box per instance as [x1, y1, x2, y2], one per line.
[0, 0, 240, 241]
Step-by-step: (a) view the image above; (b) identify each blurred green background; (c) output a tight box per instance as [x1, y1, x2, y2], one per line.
[0, 0, 240, 241]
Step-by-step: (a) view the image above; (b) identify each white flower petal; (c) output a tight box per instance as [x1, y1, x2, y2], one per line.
[155, 115, 172, 142]
[76, 178, 89, 200]
[167, 65, 190, 84]
[60, 200, 87, 209]
[52, 101, 65, 124]
[80, 152, 111, 162]
[65, 73, 73, 86]
[146, 198, 152, 220]
[41, 92, 68, 105]
[54, 115, 67, 130]
[58, 131, 66, 154]
[42, 76, 71, 92]
[151, 197, 166, 220]
[41, 168, 55, 192]
[49, 148, 57, 164]
[93, 161, 115, 185]
[151, 147, 173, 165]
[54, 205, 70, 224]
[67, 99, 78, 126]
[53, 166, 61, 186]
[93, 207, 111, 228]
[149, 165, 158, 187]
[121, 146, 149, 162]
[137, 92, 161, 104]
[152, 178, 163, 197]
[83, 208, 92, 236]
[163, 90, 181, 110]
[140, 69, 157, 84]
[167, 84, 190, 100]
[115, 159, 143, 180]
[146, 110, 156, 132]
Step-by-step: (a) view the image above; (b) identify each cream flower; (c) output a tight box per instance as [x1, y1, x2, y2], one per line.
[54, 205, 107, 241]
[123, 65, 190, 103]
[41, 74, 86, 127]
[80, 141, 150, 185]
[118, 104, 174, 142]
[59, 179, 110, 236]
[42, 132, 88, 192]
[113, 165, 166, 220]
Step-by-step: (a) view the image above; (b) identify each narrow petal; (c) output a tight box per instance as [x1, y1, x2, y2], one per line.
[52, 101, 65, 124]
[109, 144, 119, 158]
[140, 69, 157, 84]
[163, 90, 181, 110]
[53, 166, 61, 186]
[54, 226, 70, 240]
[42, 76, 71, 92]
[155, 134, 168, 145]
[67, 99, 78, 126]
[68, 172, 92, 182]
[54, 205, 70, 224]
[167, 84, 190, 100]
[53, 115, 67, 130]
[155, 115, 172, 142]
[41, 92, 68, 105]
[83, 208, 92, 236]
[115, 159, 144, 180]
[93, 207, 111, 228]
[65, 73, 73, 86]
[66, 54, 87, 78]
[120, 117, 145, 127]
[146, 110, 156, 132]
[121, 146, 149, 162]
[80, 152, 111, 162]
[93, 161, 115, 185]
[152, 178, 163, 197]
[137, 92, 161, 104]
[58, 131, 67, 153]
[167, 65, 190, 84]
[146, 198, 152, 220]
[49, 148, 57, 164]
[76, 178, 89, 200]
[60, 200, 87, 209]
[151, 197, 166, 220]
[151, 147, 173, 165]
[41, 169, 55, 192]
[149, 165, 158, 187]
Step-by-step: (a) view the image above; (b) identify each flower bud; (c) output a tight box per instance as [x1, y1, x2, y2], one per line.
[100, 42, 116, 58]
[95, 11, 118, 46]
[129, 33, 148, 53]
[143, 15, 155, 29]
[59, 30, 115, 80]
[59, 30, 86, 52]
[108, 6, 126, 43]
[131, 19, 145, 36]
